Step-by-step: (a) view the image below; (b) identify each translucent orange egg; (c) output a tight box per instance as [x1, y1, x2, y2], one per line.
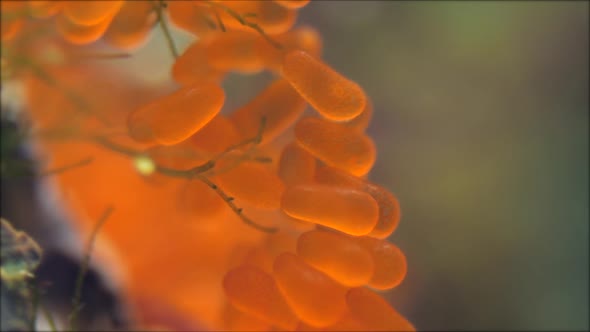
[355, 237, 407, 290]
[274, 0, 311, 9]
[216, 161, 285, 209]
[297, 230, 374, 287]
[206, 30, 265, 74]
[187, 115, 241, 155]
[346, 287, 415, 331]
[62, 0, 123, 26]
[216, 1, 297, 36]
[145, 143, 208, 170]
[282, 50, 366, 121]
[273, 253, 347, 327]
[127, 83, 225, 146]
[28, 1, 63, 19]
[258, 26, 323, 72]
[278, 142, 316, 186]
[177, 179, 226, 219]
[345, 97, 373, 132]
[294, 117, 376, 176]
[281, 184, 378, 236]
[315, 165, 401, 239]
[296, 313, 365, 331]
[223, 303, 271, 331]
[103, 1, 155, 50]
[167, 1, 217, 41]
[172, 41, 225, 86]
[230, 79, 306, 145]
[223, 265, 298, 330]
[56, 12, 114, 45]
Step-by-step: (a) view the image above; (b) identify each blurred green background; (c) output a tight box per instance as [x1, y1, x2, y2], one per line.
[296, 1, 588, 330]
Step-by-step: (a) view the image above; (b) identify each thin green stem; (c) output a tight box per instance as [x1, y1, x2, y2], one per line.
[40, 301, 59, 332]
[39, 157, 94, 177]
[153, 0, 179, 59]
[204, 1, 283, 50]
[197, 175, 277, 233]
[68, 206, 114, 332]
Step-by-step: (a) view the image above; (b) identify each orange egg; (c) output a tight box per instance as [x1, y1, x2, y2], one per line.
[315, 165, 401, 239]
[28, 1, 63, 19]
[187, 115, 241, 156]
[230, 79, 306, 146]
[355, 237, 407, 290]
[177, 179, 226, 219]
[281, 184, 378, 236]
[278, 142, 316, 186]
[294, 117, 376, 177]
[223, 265, 298, 330]
[215, 1, 297, 36]
[62, 0, 123, 26]
[206, 30, 265, 74]
[216, 161, 285, 209]
[103, 1, 155, 50]
[127, 83, 225, 146]
[344, 97, 373, 132]
[346, 287, 415, 331]
[273, 253, 347, 327]
[282, 50, 366, 121]
[167, 1, 217, 40]
[274, 0, 311, 9]
[258, 26, 323, 72]
[223, 303, 271, 331]
[172, 41, 225, 86]
[56, 12, 114, 45]
[297, 230, 374, 287]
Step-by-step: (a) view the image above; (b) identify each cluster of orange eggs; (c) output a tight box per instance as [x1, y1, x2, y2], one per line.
[2, 1, 413, 331]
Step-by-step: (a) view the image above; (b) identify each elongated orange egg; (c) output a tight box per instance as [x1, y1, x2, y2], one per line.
[56, 13, 114, 45]
[355, 237, 407, 290]
[230, 79, 306, 145]
[281, 184, 378, 236]
[295, 117, 376, 176]
[282, 50, 366, 121]
[274, 0, 311, 9]
[278, 142, 316, 186]
[346, 287, 415, 331]
[273, 253, 347, 327]
[216, 161, 285, 209]
[62, 0, 123, 26]
[103, 1, 155, 50]
[297, 230, 374, 287]
[127, 83, 225, 146]
[315, 165, 401, 239]
[223, 265, 298, 330]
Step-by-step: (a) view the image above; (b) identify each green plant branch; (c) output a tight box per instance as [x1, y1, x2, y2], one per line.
[35, 117, 276, 234]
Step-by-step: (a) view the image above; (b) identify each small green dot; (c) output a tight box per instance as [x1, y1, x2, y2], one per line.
[134, 155, 155, 175]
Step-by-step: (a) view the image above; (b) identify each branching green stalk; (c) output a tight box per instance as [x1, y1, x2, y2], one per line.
[35, 118, 274, 233]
